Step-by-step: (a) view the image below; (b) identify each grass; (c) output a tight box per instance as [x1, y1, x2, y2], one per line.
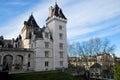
[9, 71, 77, 80]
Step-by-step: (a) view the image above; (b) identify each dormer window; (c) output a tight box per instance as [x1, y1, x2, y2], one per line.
[45, 32, 49, 38]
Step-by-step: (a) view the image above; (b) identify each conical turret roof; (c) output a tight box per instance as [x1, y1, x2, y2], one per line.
[24, 14, 39, 27]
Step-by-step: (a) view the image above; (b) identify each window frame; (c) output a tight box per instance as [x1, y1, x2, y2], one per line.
[45, 61, 49, 67]
[59, 43, 63, 49]
[45, 51, 49, 58]
[45, 32, 49, 38]
[45, 42, 49, 48]
[59, 33, 63, 39]
[59, 25, 62, 30]
[60, 61, 63, 66]
[60, 51, 63, 58]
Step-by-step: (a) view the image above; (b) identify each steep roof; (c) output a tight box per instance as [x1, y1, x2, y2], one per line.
[90, 63, 101, 68]
[34, 30, 43, 39]
[46, 3, 67, 20]
[33, 27, 53, 40]
[34, 27, 45, 39]
[24, 14, 39, 28]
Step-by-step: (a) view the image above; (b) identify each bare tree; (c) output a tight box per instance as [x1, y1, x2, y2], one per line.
[68, 38, 115, 71]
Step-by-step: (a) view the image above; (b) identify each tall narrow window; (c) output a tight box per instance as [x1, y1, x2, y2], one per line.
[28, 62, 30, 67]
[60, 52, 63, 58]
[28, 54, 31, 58]
[59, 25, 62, 30]
[45, 61, 49, 67]
[59, 43, 63, 49]
[59, 33, 63, 39]
[45, 32, 49, 38]
[0, 56, 1, 64]
[45, 51, 49, 58]
[45, 42, 49, 48]
[60, 61, 63, 66]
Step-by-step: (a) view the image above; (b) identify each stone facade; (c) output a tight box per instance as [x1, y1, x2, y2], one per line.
[0, 48, 34, 71]
[0, 3, 68, 72]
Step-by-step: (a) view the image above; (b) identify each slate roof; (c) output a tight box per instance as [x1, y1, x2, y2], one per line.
[90, 63, 101, 68]
[0, 36, 4, 40]
[0, 40, 4, 47]
[33, 27, 53, 40]
[46, 3, 67, 20]
[3, 40, 13, 48]
[0, 36, 4, 46]
[34, 29, 43, 39]
[24, 14, 39, 28]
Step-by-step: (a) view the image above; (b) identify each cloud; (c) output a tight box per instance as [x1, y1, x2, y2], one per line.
[67, 0, 120, 26]
[0, 0, 70, 39]
[66, 0, 120, 42]
[96, 24, 120, 38]
[0, 1, 28, 6]
[0, 0, 120, 42]
[0, 1, 49, 39]
[67, 15, 120, 41]
[6, 2, 28, 6]
[0, 0, 120, 55]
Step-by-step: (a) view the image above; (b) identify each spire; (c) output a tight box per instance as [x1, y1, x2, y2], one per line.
[54, 3, 59, 16]
[24, 14, 39, 27]
[46, 3, 67, 21]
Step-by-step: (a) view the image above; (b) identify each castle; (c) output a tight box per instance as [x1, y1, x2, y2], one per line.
[0, 3, 68, 71]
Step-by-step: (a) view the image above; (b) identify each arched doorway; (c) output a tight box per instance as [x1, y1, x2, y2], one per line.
[3, 55, 13, 71]
[15, 55, 23, 70]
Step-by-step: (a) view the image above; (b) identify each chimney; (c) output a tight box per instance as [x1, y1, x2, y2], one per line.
[49, 6, 53, 17]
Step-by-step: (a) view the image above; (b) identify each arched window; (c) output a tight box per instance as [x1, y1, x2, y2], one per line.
[3, 55, 13, 71]
[15, 55, 23, 70]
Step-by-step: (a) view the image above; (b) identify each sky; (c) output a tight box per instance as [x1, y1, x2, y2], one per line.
[0, 0, 120, 56]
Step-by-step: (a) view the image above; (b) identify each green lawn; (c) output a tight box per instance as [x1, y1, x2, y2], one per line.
[9, 71, 77, 80]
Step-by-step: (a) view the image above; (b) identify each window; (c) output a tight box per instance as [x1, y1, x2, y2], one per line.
[45, 32, 49, 38]
[60, 61, 63, 66]
[45, 51, 49, 58]
[59, 25, 62, 30]
[59, 33, 63, 39]
[45, 42, 49, 48]
[28, 62, 30, 67]
[28, 54, 31, 58]
[60, 52, 63, 58]
[45, 61, 49, 67]
[0, 56, 1, 64]
[59, 43, 63, 49]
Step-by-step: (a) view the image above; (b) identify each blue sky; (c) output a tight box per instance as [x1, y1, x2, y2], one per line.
[0, 0, 120, 56]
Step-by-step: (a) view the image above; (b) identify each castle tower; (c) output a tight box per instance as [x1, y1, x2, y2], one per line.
[46, 3, 68, 69]
[21, 14, 39, 48]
